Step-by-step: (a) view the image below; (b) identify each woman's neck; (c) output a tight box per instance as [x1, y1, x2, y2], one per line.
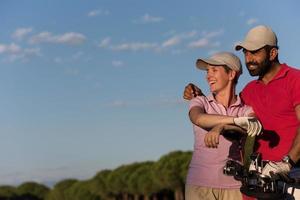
[214, 85, 237, 108]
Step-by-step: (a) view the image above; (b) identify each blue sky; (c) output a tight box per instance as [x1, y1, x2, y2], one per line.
[1, 0, 300, 186]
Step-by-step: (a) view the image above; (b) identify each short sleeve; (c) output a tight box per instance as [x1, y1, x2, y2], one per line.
[189, 96, 206, 112]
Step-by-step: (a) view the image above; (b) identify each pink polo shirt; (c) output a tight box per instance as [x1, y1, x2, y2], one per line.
[187, 94, 253, 188]
[241, 64, 300, 161]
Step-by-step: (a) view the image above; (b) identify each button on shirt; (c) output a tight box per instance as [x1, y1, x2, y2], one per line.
[187, 94, 253, 188]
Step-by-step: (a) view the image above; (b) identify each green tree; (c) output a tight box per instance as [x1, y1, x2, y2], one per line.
[17, 181, 50, 200]
[106, 163, 142, 200]
[127, 161, 160, 200]
[89, 169, 113, 200]
[45, 179, 78, 200]
[133, 162, 161, 200]
[64, 181, 100, 200]
[0, 185, 17, 200]
[154, 151, 192, 200]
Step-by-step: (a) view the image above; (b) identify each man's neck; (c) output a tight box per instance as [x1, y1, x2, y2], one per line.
[260, 62, 282, 84]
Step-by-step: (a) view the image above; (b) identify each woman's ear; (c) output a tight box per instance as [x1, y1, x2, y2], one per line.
[229, 70, 237, 81]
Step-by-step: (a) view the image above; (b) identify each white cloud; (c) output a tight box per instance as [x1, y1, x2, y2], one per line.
[162, 36, 181, 48]
[29, 32, 52, 44]
[0, 43, 41, 63]
[183, 30, 198, 38]
[88, 9, 110, 17]
[201, 29, 224, 38]
[100, 29, 218, 53]
[247, 18, 258, 25]
[99, 38, 160, 52]
[111, 42, 158, 51]
[12, 27, 33, 40]
[112, 60, 124, 67]
[29, 32, 86, 45]
[0, 43, 22, 54]
[188, 29, 224, 49]
[188, 38, 210, 48]
[134, 14, 163, 24]
[99, 37, 111, 48]
[160, 31, 197, 49]
[2, 48, 41, 63]
[56, 32, 86, 45]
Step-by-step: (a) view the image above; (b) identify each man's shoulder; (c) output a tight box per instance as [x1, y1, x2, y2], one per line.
[283, 63, 300, 75]
[283, 64, 300, 82]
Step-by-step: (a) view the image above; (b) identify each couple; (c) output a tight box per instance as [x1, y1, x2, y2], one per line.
[184, 25, 300, 200]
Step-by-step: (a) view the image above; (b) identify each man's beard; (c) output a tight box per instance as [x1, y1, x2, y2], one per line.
[246, 58, 272, 77]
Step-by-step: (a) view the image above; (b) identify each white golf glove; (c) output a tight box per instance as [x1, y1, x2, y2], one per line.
[261, 161, 291, 177]
[233, 117, 262, 137]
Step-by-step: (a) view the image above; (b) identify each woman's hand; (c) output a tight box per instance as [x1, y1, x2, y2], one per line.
[204, 124, 224, 148]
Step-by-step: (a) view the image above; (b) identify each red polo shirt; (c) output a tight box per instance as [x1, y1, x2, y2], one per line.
[241, 64, 300, 161]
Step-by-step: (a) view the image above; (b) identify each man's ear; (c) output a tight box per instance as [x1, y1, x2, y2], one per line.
[269, 47, 278, 61]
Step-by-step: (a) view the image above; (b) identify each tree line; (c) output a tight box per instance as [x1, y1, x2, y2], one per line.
[0, 150, 192, 200]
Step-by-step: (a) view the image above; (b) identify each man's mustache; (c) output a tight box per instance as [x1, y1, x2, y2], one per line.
[246, 62, 258, 66]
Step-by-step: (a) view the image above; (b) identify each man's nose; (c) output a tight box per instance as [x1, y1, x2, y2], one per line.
[244, 51, 253, 62]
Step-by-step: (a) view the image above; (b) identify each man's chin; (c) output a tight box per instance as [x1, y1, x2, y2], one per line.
[248, 70, 259, 76]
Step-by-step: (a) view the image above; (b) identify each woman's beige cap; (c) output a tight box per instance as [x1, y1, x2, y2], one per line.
[235, 25, 278, 51]
[196, 52, 242, 75]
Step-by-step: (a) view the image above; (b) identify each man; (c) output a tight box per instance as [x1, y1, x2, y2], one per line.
[186, 52, 261, 200]
[184, 25, 300, 197]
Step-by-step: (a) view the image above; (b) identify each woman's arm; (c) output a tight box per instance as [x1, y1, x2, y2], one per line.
[204, 123, 247, 148]
[189, 106, 234, 130]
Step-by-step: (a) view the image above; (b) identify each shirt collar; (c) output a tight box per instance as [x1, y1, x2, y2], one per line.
[255, 63, 289, 84]
[207, 93, 243, 107]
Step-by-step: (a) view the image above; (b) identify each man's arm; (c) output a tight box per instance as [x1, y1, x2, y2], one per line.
[288, 104, 300, 163]
[262, 105, 300, 177]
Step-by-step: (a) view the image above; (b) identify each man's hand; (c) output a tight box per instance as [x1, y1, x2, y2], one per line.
[183, 83, 203, 100]
[233, 117, 262, 137]
[204, 124, 223, 148]
[261, 161, 291, 177]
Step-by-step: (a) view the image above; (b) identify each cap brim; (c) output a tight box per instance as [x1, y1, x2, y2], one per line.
[235, 41, 265, 51]
[196, 58, 224, 70]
